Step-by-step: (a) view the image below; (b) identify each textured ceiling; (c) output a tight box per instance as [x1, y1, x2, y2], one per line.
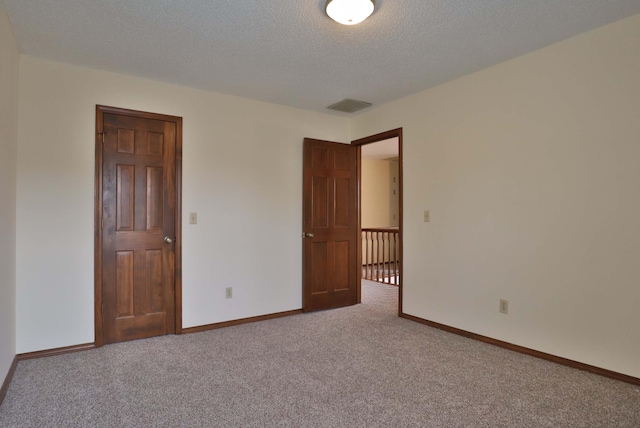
[4, 1, 640, 114]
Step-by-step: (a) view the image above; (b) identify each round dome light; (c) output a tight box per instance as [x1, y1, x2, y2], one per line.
[326, 0, 375, 26]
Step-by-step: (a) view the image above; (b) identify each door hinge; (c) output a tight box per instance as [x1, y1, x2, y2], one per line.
[98, 131, 105, 144]
[101, 217, 104, 230]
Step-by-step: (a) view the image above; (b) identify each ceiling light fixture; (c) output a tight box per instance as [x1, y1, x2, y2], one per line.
[325, 0, 375, 26]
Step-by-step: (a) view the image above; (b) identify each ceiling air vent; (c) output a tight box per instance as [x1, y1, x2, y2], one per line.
[327, 98, 372, 113]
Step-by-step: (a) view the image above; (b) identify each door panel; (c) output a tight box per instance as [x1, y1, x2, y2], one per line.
[311, 242, 329, 294]
[101, 110, 177, 344]
[303, 138, 358, 311]
[116, 165, 135, 230]
[146, 166, 164, 230]
[334, 241, 350, 291]
[312, 176, 329, 228]
[116, 251, 134, 317]
[334, 178, 350, 227]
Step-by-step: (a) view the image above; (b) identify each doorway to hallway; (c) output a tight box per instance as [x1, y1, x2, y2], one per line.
[352, 129, 403, 315]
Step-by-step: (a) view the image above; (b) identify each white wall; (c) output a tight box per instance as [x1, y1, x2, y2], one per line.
[352, 15, 640, 378]
[0, 1, 19, 380]
[16, 57, 349, 353]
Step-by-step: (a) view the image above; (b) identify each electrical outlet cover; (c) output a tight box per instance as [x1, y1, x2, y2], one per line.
[499, 299, 509, 314]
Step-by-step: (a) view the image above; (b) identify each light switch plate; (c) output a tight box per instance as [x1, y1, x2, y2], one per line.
[189, 212, 197, 224]
[424, 210, 430, 222]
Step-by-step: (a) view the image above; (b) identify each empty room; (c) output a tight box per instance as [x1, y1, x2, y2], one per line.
[1, 1, 639, 426]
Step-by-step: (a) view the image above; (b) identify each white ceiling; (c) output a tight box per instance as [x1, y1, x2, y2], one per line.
[4, 1, 640, 115]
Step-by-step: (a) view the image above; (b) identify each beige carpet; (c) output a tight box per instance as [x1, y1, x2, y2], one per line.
[1, 280, 638, 427]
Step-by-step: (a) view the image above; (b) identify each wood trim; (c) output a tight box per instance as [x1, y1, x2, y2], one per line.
[351, 128, 403, 147]
[94, 105, 183, 346]
[397, 129, 403, 315]
[400, 313, 640, 386]
[352, 127, 403, 315]
[0, 356, 18, 406]
[182, 310, 303, 335]
[174, 117, 183, 334]
[17, 343, 96, 361]
[355, 144, 362, 304]
[95, 107, 104, 347]
[361, 227, 399, 232]
[95, 105, 182, 123]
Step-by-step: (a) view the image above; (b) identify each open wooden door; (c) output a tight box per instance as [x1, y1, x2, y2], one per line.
[302, 138, 359, 311]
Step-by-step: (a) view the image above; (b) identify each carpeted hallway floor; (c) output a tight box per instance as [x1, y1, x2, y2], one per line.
[1, 280, 638, 427]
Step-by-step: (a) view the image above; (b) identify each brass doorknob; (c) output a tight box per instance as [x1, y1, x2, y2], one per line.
[164, 236, 175, 244]
[304, 233, 314, 238]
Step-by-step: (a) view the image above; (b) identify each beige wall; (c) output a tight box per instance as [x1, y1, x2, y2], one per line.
[390, 159, 399, 227]
[361, 158, 399, 265]
[16, 56, 350, 353]
[352, 15, 640, 377]
[0, 1, 19, 381]
[361, 158, 394, 228]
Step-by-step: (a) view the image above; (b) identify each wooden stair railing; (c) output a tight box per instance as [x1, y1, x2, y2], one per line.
[362, 227, 400, 286]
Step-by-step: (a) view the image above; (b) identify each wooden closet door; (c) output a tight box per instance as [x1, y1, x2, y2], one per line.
[100, 111, 177, 343]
